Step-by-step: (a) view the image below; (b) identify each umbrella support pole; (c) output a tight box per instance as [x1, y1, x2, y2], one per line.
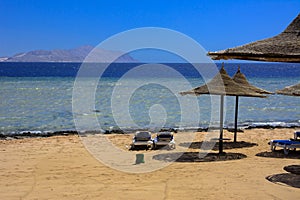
[219, 95, 224, 154]
[234, 96, 239, 143]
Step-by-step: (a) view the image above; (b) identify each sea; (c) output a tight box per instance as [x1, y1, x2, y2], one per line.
[0, 62, 299, 135]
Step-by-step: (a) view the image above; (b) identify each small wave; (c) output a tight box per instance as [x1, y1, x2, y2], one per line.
[242, 121, 300, 129]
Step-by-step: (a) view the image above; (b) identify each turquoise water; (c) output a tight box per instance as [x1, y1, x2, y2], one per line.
[0, 72, 299, 134]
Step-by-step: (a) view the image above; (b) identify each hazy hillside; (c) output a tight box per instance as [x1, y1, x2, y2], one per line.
[1, 45, 137, 62]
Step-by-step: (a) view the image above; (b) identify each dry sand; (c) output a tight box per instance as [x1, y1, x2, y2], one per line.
[0, 128, 299, 199]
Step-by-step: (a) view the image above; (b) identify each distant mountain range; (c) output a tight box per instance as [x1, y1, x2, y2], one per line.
[0, 45, 137, 62]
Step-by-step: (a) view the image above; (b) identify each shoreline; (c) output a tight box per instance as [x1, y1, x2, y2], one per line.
[1, 123, 300, 140]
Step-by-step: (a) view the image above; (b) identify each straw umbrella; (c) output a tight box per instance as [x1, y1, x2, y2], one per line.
[206, 13, 299, 146]
[208, 14, 300, 63]
[180, 65, 266, 154]
[204, 14, 299, 154]
[276, 83, 300, 96]
[232, 66, 273, 142]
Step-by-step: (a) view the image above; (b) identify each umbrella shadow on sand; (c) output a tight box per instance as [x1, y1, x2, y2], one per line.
[256, 150, 300, 159]
[266, 165, 300, 188]
[266, 173, 300, 188]
[179, 141, 257, 150]
[152, 152, 246, 163]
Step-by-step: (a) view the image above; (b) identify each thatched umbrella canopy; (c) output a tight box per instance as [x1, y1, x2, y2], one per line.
[208, 14, 300, 63]
[180, 65, 266, 154]
[231, 67, 273, 142]
[180, 66, 267, 97]
[233, 66, 273, 94]
[205, 14, 298, 153]
[276, 83, 300, 96]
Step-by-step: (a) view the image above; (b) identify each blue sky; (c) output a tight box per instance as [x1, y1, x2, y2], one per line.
[1, 0, 299, 62]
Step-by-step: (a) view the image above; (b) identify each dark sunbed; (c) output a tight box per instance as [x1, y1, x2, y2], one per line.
[269, 131, 300, 155]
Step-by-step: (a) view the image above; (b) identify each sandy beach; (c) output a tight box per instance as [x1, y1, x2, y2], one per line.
[0, 128, 299, 200]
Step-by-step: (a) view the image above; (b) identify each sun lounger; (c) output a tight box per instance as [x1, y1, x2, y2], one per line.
[269, 131, 300, 155]
[293, 131, 300, 140]
[153, 132, 176, 150]
[130, 131, 153, 150]
[270, 139, 300, 155]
